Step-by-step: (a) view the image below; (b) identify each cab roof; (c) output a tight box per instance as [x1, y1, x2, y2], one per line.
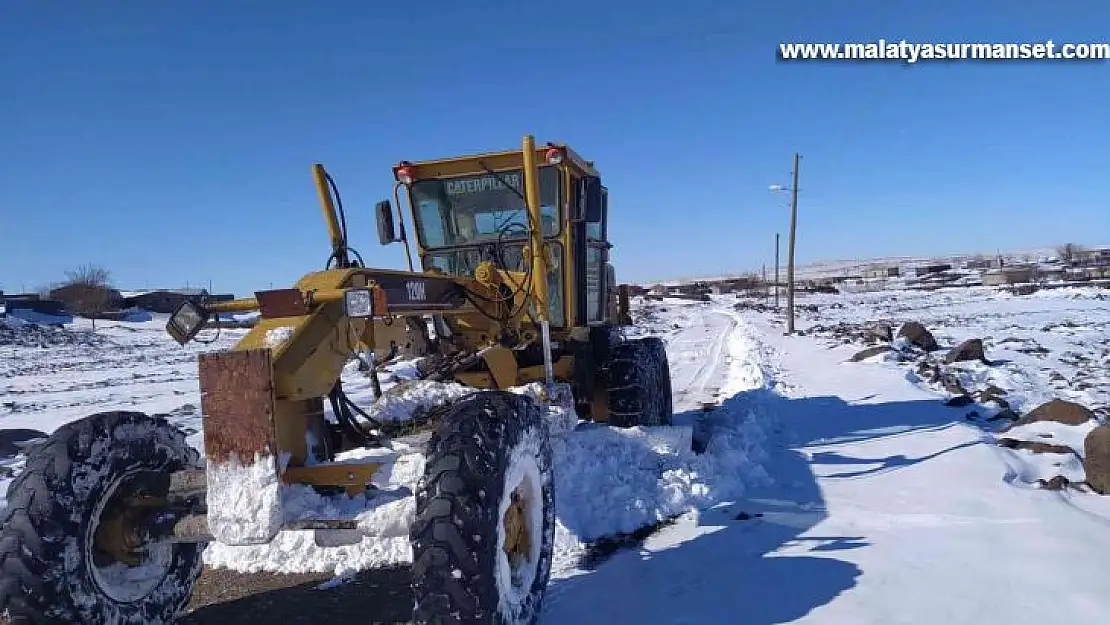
[392, 141, 599, 181]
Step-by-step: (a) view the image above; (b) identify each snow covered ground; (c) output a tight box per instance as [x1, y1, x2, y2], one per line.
[546, 290, 1110, 624]
[0, 314, 246, 484]
[794, 285, 1110, 418]
[3, 285, 1110, 623]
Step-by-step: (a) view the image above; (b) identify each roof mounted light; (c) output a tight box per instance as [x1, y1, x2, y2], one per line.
[395, 162, 415, 185]
[545, 146, 564, 165]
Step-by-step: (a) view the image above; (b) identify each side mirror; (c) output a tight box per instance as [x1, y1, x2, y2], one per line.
[375, 199, 397, 245]
[583, 176, 603, 222]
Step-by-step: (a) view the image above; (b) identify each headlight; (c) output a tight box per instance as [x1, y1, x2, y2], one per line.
[167, 299, 209, 345]
[344, 288, 374, 318]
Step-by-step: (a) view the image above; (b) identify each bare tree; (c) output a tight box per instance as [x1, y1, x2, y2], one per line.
[1056, 243, 1086, 264]
[56, 264, 115, 328]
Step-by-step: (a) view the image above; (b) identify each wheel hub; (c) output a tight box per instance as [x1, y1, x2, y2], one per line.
[501, 488, 532, 583]
[93, 506, 149, 566]
[87, 472, 175, 603]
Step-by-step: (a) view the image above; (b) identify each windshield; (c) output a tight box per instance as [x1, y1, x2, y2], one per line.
[410, 166, 561, 249]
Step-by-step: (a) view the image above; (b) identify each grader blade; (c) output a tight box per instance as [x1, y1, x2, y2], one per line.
[198, 348, 284, 545]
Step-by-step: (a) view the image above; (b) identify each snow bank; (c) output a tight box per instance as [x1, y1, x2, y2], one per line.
[551, 306, 776, 571]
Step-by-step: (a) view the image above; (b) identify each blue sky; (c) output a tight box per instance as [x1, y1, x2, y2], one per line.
[2, 0, 1108, 296]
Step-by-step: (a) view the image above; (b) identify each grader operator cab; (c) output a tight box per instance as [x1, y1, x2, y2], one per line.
[0, 135, 674, 625]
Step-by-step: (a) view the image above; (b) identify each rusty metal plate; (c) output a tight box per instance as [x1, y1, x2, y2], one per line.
[255, 288, 310, 318]
[198, 349, 278, 465]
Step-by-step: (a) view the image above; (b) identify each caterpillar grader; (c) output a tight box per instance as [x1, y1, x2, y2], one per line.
[0, 135, 674, 624]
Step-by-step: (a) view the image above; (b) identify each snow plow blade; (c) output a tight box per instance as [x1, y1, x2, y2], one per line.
[198, 349, 285, 545]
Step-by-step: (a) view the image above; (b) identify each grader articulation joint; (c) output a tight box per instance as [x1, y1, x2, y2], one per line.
[0, 134, 674, 625]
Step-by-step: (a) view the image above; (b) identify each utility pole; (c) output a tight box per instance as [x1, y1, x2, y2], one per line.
[786, 153, 800, 335]
[774, 233, 780, 309]
[762, 264, 767, 299]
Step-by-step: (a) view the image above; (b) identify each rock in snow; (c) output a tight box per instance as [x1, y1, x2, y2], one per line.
[896, 320, 939, 351]
[1014, 398, 1095, 427]
[945, 338, 987, 364]
[850, 345, 893, 362]
[1084, 425, 1110, 494]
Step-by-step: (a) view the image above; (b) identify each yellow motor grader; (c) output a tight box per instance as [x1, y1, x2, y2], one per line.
[0, 135, 673, 625]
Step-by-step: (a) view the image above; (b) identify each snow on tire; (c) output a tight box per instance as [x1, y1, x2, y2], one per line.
[606, 336, 674, 428]
[410, 391, 555, 625]
[0, 411, 203, 624]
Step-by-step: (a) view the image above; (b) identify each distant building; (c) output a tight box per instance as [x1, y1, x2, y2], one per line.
[1071, 248, 1110, 267]
[1035, 262, 1067, 282]
[123, 288, 234, 313]
[982, 265, 1034, 286]
[0, 292, 67, 319]
[48, 284, 124, 313]
[861, 265, 900, 279]
[918, 263, 952, 275]
[1071, 266, 1110, 280]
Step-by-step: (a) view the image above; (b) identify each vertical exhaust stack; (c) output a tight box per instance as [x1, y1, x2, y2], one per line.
[312, 164, 348, 268]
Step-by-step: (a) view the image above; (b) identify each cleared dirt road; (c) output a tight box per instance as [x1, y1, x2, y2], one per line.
[182, 567, 413, 624]
[0, 566, 414, 625]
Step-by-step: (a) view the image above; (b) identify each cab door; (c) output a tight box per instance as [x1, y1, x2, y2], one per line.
[573, 176, 609, 326]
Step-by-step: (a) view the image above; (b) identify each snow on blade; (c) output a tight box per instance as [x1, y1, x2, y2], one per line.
[205, 453, 283, 545]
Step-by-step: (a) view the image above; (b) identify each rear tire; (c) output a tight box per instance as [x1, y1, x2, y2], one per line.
[410, 391, 555, 625]
[0, 412, 202, 624]
[606, 336, 674, 428]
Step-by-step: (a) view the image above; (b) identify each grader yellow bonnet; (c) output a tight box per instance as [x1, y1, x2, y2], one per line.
[0, 135, 674, 624]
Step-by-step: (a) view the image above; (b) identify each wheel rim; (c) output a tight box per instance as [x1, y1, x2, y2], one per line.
[86, 470, 174, 603]
[495, 446, 545, 617]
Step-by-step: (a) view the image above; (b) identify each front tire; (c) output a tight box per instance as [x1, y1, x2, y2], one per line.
[0, 411, 203, 624]
[606, 336, 674, 427]
[410, 391, 555, 625]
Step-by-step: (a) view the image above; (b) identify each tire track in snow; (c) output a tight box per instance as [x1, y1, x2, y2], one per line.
[666, 308, 740, 412]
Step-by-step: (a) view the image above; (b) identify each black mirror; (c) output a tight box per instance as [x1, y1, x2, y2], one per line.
[375, 199, 397, 245]
[584, 176, 603, 222]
